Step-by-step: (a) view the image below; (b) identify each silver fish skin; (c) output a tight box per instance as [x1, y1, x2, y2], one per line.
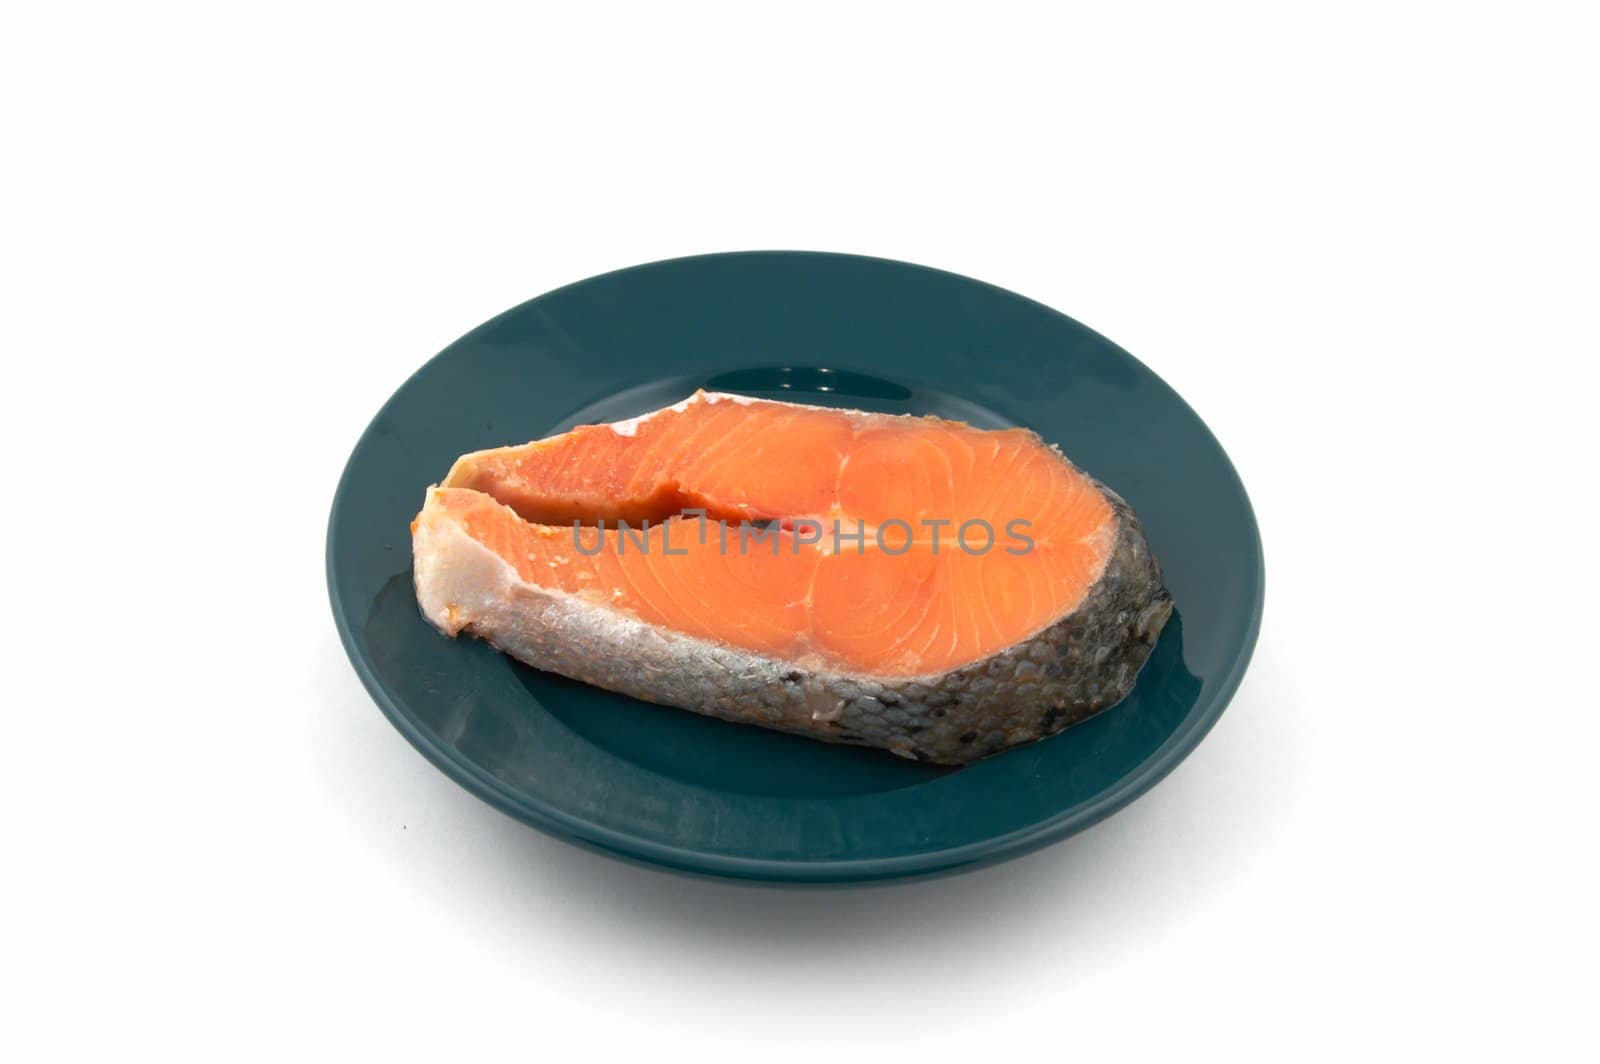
[412, 482, 1171, 765]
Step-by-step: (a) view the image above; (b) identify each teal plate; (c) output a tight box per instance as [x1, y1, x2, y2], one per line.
[327, 251, 1263, 884]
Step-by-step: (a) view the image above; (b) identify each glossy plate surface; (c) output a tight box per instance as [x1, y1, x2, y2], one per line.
[327, 251, 1263, 883]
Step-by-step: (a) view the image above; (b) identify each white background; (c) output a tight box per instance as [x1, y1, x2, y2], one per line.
[4, 3, 1596, 1060]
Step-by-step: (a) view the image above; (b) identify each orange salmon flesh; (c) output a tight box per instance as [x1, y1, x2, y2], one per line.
[417, 392, 1118, 679]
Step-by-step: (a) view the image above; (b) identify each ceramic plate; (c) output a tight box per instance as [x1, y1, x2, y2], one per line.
[326, 251, 1263, 884]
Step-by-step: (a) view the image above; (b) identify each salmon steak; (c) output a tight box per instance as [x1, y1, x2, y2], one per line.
[411, 391, 1172, 764]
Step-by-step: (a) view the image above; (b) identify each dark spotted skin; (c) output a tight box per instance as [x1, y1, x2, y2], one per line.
[785, 487, 1173, 762]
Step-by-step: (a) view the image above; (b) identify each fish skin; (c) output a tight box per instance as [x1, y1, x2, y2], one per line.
[412, 476, 1171, 765]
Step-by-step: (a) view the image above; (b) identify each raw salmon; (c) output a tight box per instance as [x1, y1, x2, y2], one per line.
[412, 391, 1171, 763]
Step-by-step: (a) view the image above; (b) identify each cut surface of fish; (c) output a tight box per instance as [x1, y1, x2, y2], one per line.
[412, 391, 1172, 763]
